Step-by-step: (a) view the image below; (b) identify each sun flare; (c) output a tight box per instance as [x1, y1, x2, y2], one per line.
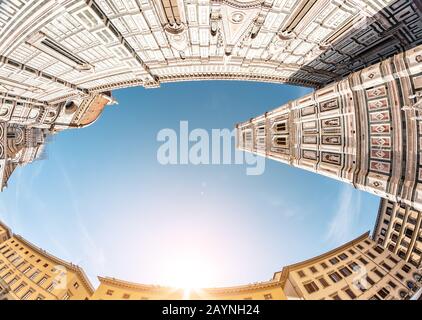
[159, 252, 219, 290]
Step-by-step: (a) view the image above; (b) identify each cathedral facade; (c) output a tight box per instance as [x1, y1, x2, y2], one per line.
[0, 0, 421, 191]
[237, 44, 422, 209]
[0, 0, 422, 301]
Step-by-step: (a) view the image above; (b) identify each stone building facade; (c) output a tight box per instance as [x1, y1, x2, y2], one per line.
[0, 0, 422, 301]
[277, 232, 421, 300]
[0, 0, 420, 103]
[373, 199, 422, 268]
[237, 44, 422, 209]
[0, 223, 94, 300]
[91, 276, 287, 300]
[0, 0, 421, 190]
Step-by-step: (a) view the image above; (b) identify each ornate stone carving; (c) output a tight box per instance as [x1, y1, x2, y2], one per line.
[237, 44, 422, 210]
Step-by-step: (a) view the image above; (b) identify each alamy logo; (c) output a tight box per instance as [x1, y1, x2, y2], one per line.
[52, 265, 68, 290]
[156, 121, 265, 175]
[351, 264, 369, 292]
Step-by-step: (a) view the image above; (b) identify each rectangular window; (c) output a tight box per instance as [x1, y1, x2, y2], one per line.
[6, 252, 16, 259]
[7, 277, 18, 287]
[409, 259, 419, 267]
[329, 257, 340, 265]
[21, 289, 34, 300]
[303, 281, 319, 294]
[396, 212, 404, 219]
[37, 277, 48, 286]
[255, 126, 265, 136]
[381, 262, 392, 271]
[391, 233, 398, 242]
[14, 282, 26, 294]
[374, 246, 384, 254]
[398, 251, 406, 259]
[242, 131, 253, 144]
[331, 293, 342, 300]
[388, 255, 399, 264]
[339, 266, 352, 277]
[348, 262, 359, 271]
[264, 294, 273, 300]
[344, 288, 356, 299]
[46, 283, 55, 292]
[2, 272, 12, 279]
[310, 266, 318, 274]
[328, 271, 342, 283]
[405, 228, 414, 238]
[106, 289, 114, 296]
[297, 270, 306, 278]
[366, 251, 376, 259]
[366, 276, 375, 286]
[408, 217, 417, 225]
[76, 9, 100, 29]
[377, 288, 389, 299]
[395, 272, 404, 281]
[373, 268, 384, 279]
[318, 277, 329, 288]
[402, 264, 411, 273]
[338, 253, 348, 260]
[29, 271, 40, 281]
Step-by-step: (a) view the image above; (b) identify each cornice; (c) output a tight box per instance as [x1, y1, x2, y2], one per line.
[278, 231, 371, 286]
[98, 276, 283, 295]
[13, 234, 95, 295]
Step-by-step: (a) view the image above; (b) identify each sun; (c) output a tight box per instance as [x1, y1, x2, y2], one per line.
[159, 251, 219, 291]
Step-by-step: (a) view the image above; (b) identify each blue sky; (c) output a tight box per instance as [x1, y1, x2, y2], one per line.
[0, 81, 380, 288]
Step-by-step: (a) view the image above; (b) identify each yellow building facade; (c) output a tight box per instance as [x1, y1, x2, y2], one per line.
[277, 232, 421, 300]
[0, 224, 94, 300]
[1, 221, 421, 300]
[91, 277, 286, 300]
[374, 199, 422, 268]
[0, 221, 11, 244]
